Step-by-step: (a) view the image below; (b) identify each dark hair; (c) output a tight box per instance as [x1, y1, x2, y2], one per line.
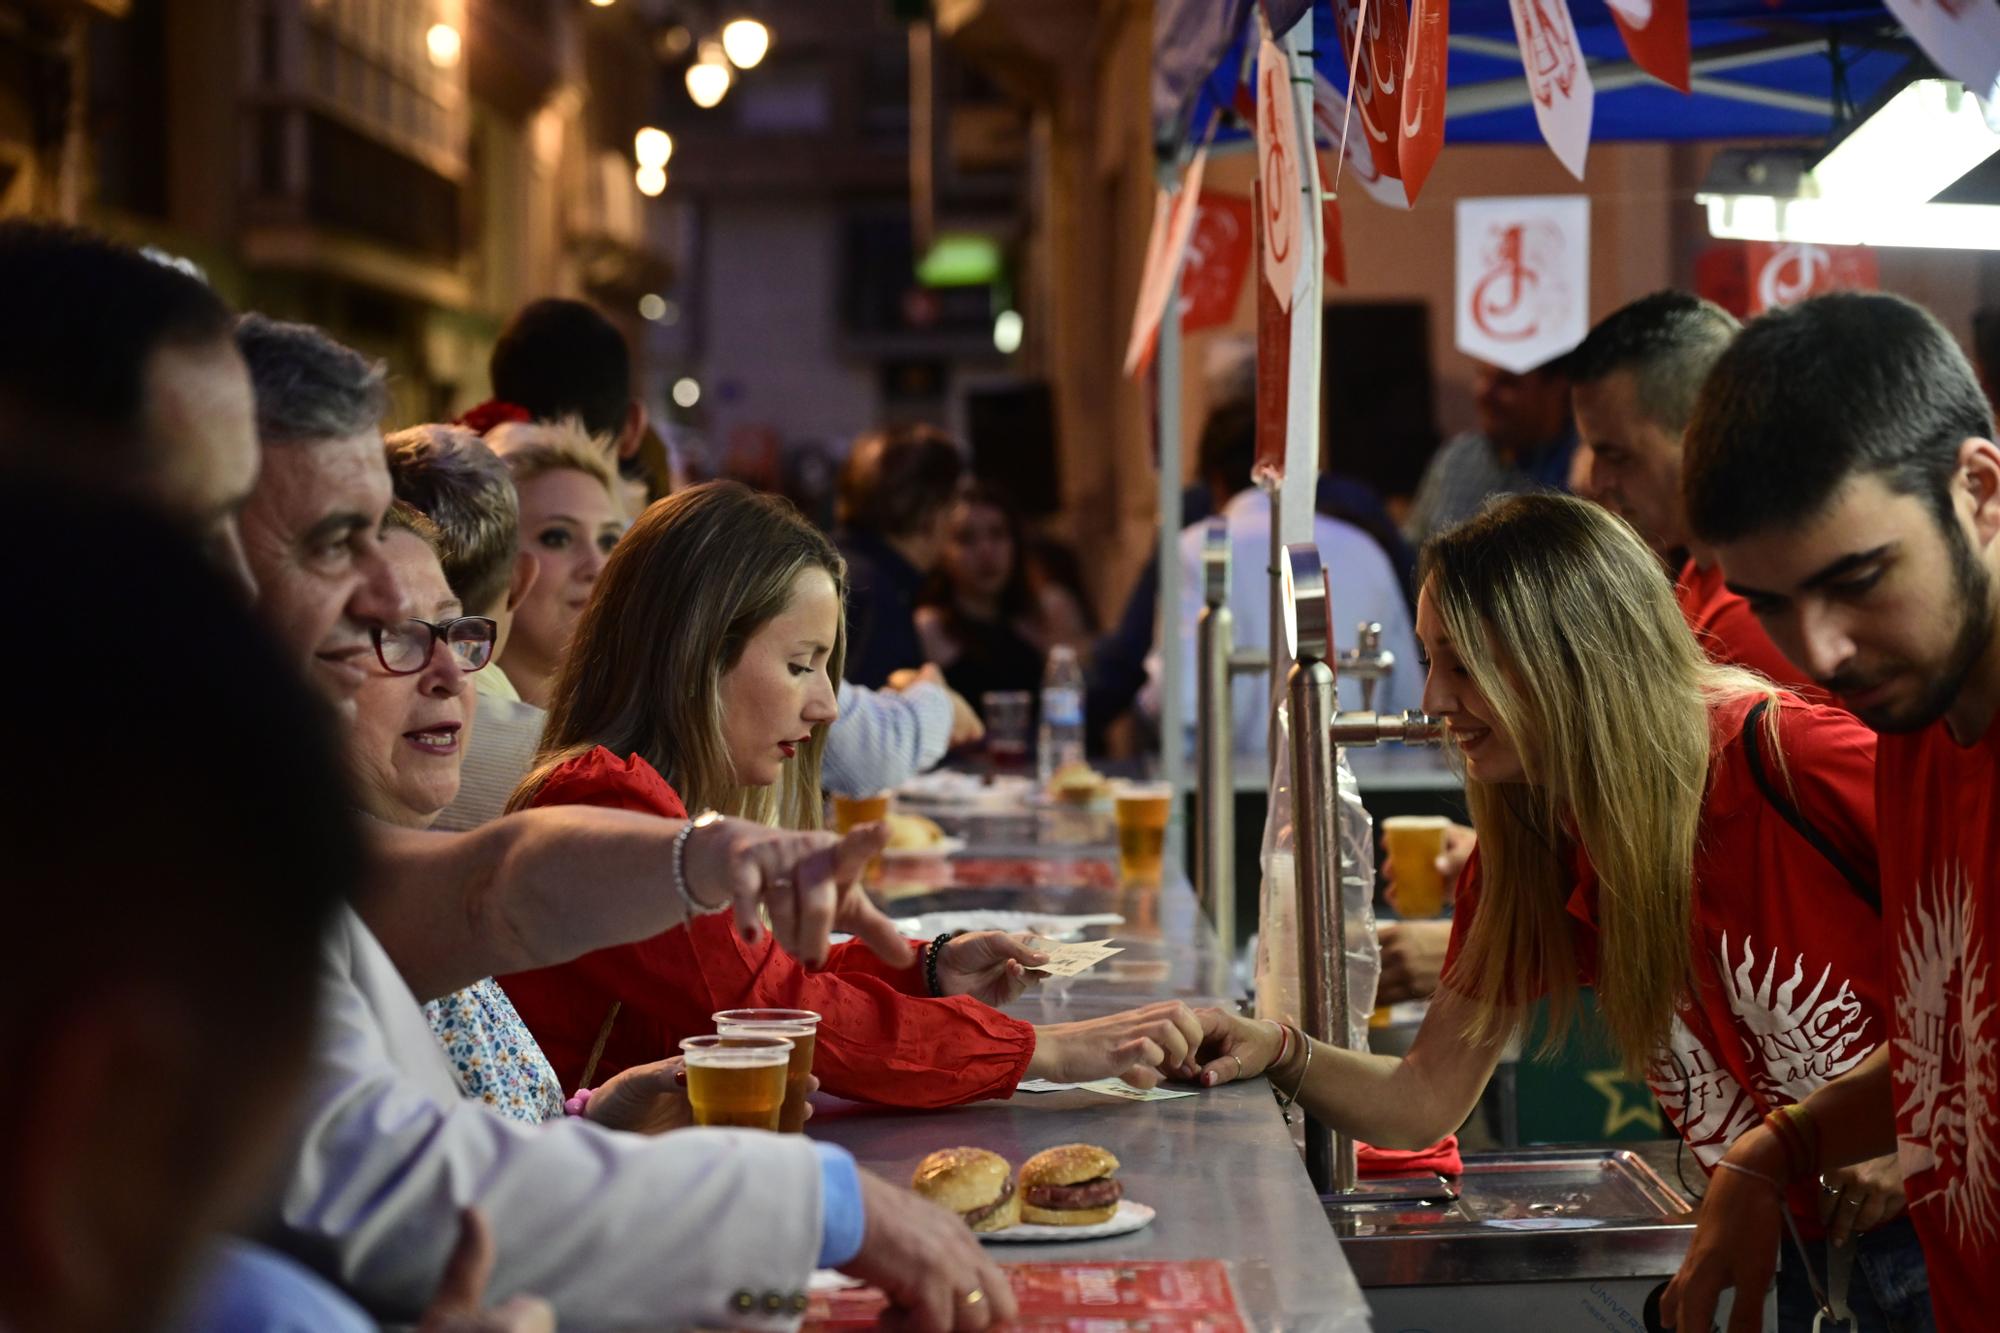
[235, 314, 388, 447]
[1684, 292, 1995, 545]
[922, 481, 1036, 626]
[385, 423, 520, 614]
[0, 477, 361, 1100]
[838, 424, 965, 538]
[1197, 398, 1258, 498]
[1567, 291, 1739, 435]
[490, 298, 632, 439]
[0, 222, 234, 456]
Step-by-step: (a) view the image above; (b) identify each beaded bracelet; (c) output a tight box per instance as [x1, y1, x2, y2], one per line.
[925, 931, 954, 997]
[1763, 1103, 1821, 1179]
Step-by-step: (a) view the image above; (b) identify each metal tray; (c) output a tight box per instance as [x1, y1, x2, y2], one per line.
[1330, 1146, 1700, 1287]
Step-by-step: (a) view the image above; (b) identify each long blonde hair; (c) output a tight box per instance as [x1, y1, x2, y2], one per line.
[1425, 494, 1777, 1071]
[510, 480, 846, 829]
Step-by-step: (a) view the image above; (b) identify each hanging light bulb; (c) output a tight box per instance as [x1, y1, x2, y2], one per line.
[721, 18, 770, 70]
[635, 164, 667, 197]
[425, 23, 461, 68]
[686, 43, 732, 109]
[634, 127, 674, 169]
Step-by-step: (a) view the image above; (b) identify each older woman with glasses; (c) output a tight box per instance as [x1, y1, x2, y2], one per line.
[355, 504, 697, 1132]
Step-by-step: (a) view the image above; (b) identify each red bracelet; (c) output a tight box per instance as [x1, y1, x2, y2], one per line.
[1271, 1020, 1293, 1073]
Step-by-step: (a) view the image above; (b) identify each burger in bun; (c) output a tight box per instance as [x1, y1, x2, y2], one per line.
[1017, 1143, 1123, 1226]
[911, 1148, 1020, 1232]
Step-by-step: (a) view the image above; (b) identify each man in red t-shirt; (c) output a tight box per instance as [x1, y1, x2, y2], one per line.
[1664, 292, 2000, 1333]
[1567, 291, 1828, 701]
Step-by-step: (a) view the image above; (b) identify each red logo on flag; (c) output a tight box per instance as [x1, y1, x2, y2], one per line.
[1468, 222, 1572, 342]
[1747, 243, 1879, 315]
[1179, 193, 1254, 333]
[1514, 0, 1581, 107]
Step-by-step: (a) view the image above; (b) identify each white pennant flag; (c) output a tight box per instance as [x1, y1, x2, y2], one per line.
[1256, 37, 1309, 310]
[1508, 0, 1594, 179]
[1881, 0, 2000, 106]
[1456, 195, 1590, 374]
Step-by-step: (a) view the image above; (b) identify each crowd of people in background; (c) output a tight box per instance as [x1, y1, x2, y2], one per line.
[5, 209, 1999, 1333]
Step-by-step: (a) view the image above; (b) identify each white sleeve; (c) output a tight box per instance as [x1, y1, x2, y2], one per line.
[820, 679, 952, 796]
[275, 918, 824, 1329]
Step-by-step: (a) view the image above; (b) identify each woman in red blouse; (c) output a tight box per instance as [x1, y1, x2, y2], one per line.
[498, 481, 1200, 1109]
[1191, 495, 1930, 1332]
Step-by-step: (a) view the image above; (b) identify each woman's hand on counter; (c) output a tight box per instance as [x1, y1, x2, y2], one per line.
[1187, 1009, 1289, 1087]
[935, 932, 1050, 1006]
[1027, 1002, 1204, 1088]
[1659, 1126, 1789, 1333]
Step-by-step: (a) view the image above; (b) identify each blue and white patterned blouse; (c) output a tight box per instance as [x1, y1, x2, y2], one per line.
[424, 977, 566, 1124]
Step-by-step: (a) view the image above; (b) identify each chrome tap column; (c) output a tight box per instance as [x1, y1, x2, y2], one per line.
[1195, 519, 1268, 938]
[1280, 543, 1444, 1197]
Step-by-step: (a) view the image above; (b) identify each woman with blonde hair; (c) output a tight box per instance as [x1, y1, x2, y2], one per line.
[498, 480, 1203, 1108]
[1190, 494, 1931, 1331]
[487, 419, 626, 709]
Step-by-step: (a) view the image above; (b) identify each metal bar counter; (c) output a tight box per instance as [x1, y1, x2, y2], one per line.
[813, 802, 1374, 1332]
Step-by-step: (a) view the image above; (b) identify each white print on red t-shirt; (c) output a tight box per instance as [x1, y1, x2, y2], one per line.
[1895, 862, 2000, 1247]
[1717, 930, 1874, 1100]
[1651, 1015, 1756, 1165]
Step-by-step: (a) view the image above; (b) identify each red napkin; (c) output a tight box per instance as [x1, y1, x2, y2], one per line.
[1357, 1134, 1462, 1177]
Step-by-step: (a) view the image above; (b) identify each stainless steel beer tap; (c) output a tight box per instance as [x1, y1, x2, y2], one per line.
[1279, 543, 1445, 1198]
[1195, 519, 1269, 940]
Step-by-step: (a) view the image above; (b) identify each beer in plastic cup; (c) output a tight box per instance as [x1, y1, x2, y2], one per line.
[713, 1008, 821, 1134]
[831, 792, 890, 834]
[982, 690, 1033, 776]
[1113, 782, 1173, 885]
[678, 1034, 791, 1130]
[1382, 815, 1452, 917]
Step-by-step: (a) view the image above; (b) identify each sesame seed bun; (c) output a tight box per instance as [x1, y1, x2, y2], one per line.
[911, 1148, 1012, 1218]
[1017, 1143, 1119, 1188]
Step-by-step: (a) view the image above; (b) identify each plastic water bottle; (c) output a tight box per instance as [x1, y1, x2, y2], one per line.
[1037, 645, 1086, 786]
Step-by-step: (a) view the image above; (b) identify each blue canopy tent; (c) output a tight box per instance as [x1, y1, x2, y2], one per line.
[1155, 0, 1926, 161]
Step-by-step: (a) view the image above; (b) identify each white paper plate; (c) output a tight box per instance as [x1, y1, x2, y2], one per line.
[896, 772, 1035, 810]
[879, 837, 968, 861]
[892, 910, 1125, 941]
[980, 1199, 1155, 1243]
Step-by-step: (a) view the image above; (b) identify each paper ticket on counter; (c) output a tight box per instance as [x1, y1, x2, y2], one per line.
[1024, 938, 1124, 978]
[1075, 1078, 1198, 1102]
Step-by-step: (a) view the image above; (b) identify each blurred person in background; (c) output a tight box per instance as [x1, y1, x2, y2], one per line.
[836, 424, 966, 689]
[917, 482, 1053, 717]
[486, 421, 626, 710]
[1402, 357, 1575, 547]
[1149, 398, 1419, 755]
[384, 423, 548, 832]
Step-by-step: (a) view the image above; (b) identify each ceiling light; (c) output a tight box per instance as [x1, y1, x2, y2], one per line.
[1813, 79, 2000, 206]
[640, 294, 668, 321]
[1697, 192, 2000, 250]
[425, 23, 461, 68]
[992, 309, 1023, 354]
[635, 164, 667, 197]
[634, 127, 673, 169]
[686, 53, 732, 109]
[721, 18, 770, 70]
[673, 377, 702, 408]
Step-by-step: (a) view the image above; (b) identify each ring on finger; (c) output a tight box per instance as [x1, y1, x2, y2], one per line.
[1840, 1194, 1865, 1209]
[1231, 1054, 1244, 1080]
[1820, 1179, 1838, 1195]
[960, 1289, 985, 1308]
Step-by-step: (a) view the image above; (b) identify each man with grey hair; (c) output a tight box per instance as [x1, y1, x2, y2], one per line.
[383, 423, 546, 831]
[1567, 290, 1820, 697]
[233, 316, 1012, 1331]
